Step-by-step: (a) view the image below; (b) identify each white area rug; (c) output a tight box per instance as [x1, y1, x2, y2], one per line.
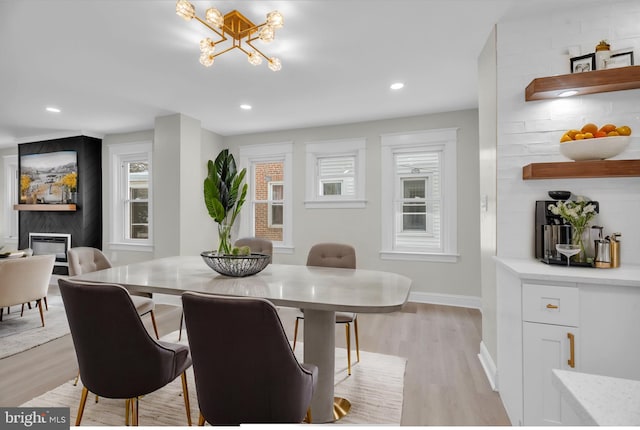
[0, 295, 69, 359]
[22, 331, 406, 425]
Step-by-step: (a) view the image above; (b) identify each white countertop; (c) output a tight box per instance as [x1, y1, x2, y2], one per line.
[552, 369, 640, 426]
[495, 257, 640, 287]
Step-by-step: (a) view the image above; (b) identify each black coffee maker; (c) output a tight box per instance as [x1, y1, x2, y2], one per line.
[535, 197, 599, 265]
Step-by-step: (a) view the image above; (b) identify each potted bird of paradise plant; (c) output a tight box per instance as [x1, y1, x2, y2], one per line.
[203, 149, 248, 255]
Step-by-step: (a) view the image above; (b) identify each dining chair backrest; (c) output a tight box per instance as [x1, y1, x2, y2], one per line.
[58, 278, 190, 399]
[0, 254, 55, 308]
[182, 292, 316, 424]
[67, 247, 112, 276]
[306, 243, 356, 269]
[233, 237, 273, 263]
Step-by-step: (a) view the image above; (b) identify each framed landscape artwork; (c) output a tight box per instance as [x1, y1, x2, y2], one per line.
[19, 151, 78, 204]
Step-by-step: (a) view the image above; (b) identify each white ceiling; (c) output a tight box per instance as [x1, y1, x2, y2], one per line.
[0, 0, 600, 148]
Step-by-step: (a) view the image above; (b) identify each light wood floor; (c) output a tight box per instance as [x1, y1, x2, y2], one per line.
[1, 296, 509, 426]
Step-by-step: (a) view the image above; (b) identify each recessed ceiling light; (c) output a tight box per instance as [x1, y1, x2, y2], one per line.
[240, 104, 252, 110]
[390, 82, 404, 90]
[46, 107, 61, 113]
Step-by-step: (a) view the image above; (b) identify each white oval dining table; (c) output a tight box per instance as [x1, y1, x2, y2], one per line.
[70, 255, 412, 423]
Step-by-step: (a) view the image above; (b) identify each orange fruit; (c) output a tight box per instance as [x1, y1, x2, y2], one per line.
[566, 129, 580, 139]
[581, 123, 598, 134]
[594, 131, 607, 138]
[608, 131, 620, 136]
[560, 134, 572, 143]
[583, 132, 594, 139]
[599, 124, 617, 133]
[615, 125, 632, 136]
[574, 133, 585, 140]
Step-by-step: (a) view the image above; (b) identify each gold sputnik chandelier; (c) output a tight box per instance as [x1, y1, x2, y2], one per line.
[176, 0, 283, 71]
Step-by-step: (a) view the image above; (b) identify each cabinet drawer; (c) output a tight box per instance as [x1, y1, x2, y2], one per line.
[523, 284, 579, 326]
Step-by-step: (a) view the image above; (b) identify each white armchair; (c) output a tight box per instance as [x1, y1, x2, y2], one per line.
[0, 255, 55, 326]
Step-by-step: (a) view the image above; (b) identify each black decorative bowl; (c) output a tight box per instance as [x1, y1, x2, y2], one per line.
[200, 252, 270, 277]
[548, 190, 571, 200]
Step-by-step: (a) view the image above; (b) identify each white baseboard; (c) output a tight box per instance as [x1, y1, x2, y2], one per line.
[478, 340, 498, 391]
[408, 291, 481, 309]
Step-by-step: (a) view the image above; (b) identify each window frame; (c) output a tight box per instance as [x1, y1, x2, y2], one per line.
[239, 142, 294, 254]
[267, 181, 284, 228]
[304, 138, 366, 208]
[380, 128, 458, 262]
[108, 142, 153, 252]
[3, 154, 19, 244]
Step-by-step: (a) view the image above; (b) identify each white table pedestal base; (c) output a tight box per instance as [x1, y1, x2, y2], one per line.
[304, 309, 340, 423]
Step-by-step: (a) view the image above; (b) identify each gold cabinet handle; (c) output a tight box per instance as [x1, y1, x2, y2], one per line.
[546, 304, 559, 309]
[567, 332, 575, 368]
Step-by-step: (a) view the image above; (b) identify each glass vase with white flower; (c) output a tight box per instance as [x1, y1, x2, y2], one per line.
[548, 196, 598, 263]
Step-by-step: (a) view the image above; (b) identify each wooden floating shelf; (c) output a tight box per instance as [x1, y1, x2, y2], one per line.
[522, 159, 640, 180]
[14, 204, 77, 211]
[525, 66, 640, 101]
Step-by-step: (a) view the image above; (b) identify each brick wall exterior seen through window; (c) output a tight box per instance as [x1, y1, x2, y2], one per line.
[254, 162, 283, 241]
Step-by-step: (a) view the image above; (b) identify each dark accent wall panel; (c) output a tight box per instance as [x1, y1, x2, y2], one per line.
[18, 136, 102, 272]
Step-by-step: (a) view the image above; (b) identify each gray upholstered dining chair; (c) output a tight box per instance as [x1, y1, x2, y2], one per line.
[233, 237, 273, 263]
[58, 279, 193, 426]
[182, 292, 317, 425]
[293, 243, 359, 375]
[0, 254, 55, 326]
[67, 247, 159, 339]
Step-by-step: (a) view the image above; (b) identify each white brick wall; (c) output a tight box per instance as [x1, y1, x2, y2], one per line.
[496, 0, 640, 264]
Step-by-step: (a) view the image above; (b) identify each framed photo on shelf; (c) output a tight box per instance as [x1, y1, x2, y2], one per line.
[570, 53, 595, 73]
[606, 51, 634, 69]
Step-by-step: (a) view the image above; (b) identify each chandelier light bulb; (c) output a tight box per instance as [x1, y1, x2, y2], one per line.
[175, 0, 196, 21]
[205, 7, 223, 28]
[199, 53, 215, 67]
[266, 10, 284, 29]
[268, 57, 282, 72]
[248, 51, 263, 66]
[200, 38, 216, 55]
[258, 25, 275, 43]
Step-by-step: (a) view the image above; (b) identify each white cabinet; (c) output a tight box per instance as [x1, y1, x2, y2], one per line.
[496, 259, 640, 426]
[523, 322, 579, 425]
[522, 283, 580, 426]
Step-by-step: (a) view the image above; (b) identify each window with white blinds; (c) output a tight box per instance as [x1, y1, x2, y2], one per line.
[381, 129, 458, 262]
[305, 138, 366, 208]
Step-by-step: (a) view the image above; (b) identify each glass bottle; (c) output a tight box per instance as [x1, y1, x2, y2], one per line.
[595, 40, 610, 70]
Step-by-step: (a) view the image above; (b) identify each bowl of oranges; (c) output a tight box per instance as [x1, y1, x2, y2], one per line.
[559, 123, 632, 161]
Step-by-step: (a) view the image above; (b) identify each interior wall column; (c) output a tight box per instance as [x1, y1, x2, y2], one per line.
[153, 113, 202, 257]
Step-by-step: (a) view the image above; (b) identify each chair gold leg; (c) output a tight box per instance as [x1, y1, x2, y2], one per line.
[76, 386, 89, 426]
[132, 397, 139, 426]
[21, 303, 25, 317]
[305, 407, 313, 423]
[198, 412, 205, 426]
[125, 398, 131, 426]
[73, 371, 80, 386]
[95, 394, 99, 403]
[181, 372, 192, 426]
[178, 311, 184, 341]
[354, 317, 360, 363]
[346, 323, 351, 376]
[37, 299, 45, 327]
[150, 310, 160, 340]
[44, 296, 48, 311]
[293, 318, 300, 351]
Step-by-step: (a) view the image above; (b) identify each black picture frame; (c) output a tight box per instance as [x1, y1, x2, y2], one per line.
[606, 51, 634, 68]
[570, 53, 595, 73]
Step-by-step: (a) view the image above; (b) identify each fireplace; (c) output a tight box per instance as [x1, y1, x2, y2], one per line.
[29, 232, 71, 267]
